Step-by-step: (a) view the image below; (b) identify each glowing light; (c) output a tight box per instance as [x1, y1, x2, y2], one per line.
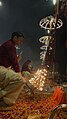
[53, 0, 56, 5]
[47, 30, 50, 34]
[39, 36, 51, 43]
[40, 45, 47, 50]
[47, 65, 49, 68]
[29, 68, 47, 91]
[0, 1, 2, 6]
[39, 16, 63, 30]
[39, 36, 52, 64]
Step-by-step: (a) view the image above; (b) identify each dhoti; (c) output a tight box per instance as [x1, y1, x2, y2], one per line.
[0, 66, 24, 105]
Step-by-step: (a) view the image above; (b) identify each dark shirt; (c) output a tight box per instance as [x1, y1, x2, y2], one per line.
[21, 62, 35, 73]
[0, 39, 20, 72]
[21, 63, 31, 73]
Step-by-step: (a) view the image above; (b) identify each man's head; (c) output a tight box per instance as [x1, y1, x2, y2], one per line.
[11, 32, 24, 45]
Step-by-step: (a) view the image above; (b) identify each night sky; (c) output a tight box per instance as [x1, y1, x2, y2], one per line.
[0, 0, 66, 70]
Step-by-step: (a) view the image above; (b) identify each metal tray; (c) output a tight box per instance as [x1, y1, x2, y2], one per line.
[49, 104, 67, 119]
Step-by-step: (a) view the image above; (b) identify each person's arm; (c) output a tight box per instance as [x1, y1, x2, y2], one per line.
[19, 72, 27, 83]
[7, 46, 21, 72]
[17, 53, 22, 62]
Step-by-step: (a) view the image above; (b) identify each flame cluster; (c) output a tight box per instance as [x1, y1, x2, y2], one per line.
[29, 68, 47, 91]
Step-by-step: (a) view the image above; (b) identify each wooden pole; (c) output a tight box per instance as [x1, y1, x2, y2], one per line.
[52, 0, 59, 83]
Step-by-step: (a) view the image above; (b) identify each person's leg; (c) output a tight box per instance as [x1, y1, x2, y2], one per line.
[0, 66, 24, 105]
[3, 80, 24, 105]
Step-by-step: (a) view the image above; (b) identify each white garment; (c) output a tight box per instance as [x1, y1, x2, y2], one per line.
[0, 66, 24, 105]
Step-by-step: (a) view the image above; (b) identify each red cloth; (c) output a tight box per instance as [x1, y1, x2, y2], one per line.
[52, 86, 67, 104]
[0, 39, 20, 72]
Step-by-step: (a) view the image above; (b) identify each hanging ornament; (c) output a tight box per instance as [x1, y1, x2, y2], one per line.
[39, 16, 63, 30]
[39, 36, 52, 65]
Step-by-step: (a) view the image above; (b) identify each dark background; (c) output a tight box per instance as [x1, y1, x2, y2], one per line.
[0, 0, 66, 71]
